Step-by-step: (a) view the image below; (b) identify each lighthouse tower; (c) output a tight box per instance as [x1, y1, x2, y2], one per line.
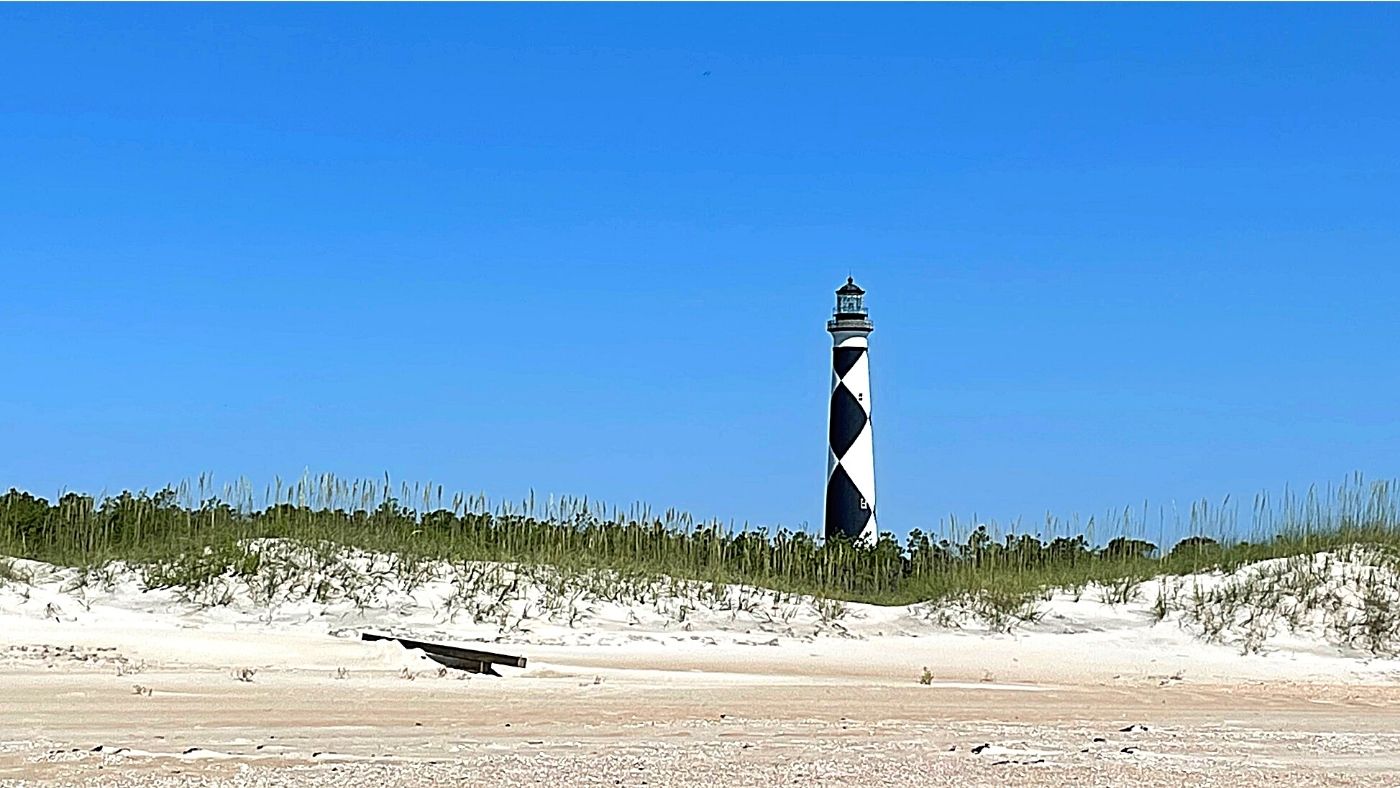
[825, 277, 877, 541]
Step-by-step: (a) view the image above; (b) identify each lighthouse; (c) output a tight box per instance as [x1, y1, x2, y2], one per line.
[825, 277, 878, 542]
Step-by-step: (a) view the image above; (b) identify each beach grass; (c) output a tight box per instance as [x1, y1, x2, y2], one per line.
[4, 473, 1398, 611]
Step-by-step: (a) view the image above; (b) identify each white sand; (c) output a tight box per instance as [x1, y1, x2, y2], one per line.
[3, 547, 1399, 785]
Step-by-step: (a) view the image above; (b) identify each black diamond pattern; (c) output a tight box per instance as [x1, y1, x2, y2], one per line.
[824, 464, 871, 539]
[832, 346, 865, 378]
[828, 382, 867, 459]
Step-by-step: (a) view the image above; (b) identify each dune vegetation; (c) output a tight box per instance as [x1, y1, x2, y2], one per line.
[0, 473, 1395, 603]
[4, 474, 1400, 655]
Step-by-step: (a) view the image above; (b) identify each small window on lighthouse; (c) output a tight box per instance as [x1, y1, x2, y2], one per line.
[838, 294, 863, 314]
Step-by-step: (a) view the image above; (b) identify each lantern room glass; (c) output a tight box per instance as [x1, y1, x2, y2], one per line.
[837, 293, 865, 316]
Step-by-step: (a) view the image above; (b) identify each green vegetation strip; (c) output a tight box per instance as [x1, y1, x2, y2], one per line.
[3, 474, 1398, 610]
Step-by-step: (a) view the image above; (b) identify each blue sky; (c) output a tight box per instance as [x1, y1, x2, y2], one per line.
[2, 5, 1398, 542]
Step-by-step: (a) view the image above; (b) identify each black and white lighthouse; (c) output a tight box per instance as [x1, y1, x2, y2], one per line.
[825, 277, 878, 542]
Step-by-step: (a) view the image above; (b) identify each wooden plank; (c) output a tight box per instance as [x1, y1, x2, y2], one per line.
[360, 632, 527, 670]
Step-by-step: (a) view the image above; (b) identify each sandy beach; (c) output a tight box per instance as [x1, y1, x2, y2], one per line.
[4, 553, 1400, 786]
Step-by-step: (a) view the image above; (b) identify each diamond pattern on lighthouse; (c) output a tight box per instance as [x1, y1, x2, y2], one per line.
[825, 464, 867, 538]
[825, 341, 876, 541]
[833, 346, 864, 377]
[828, 380, 866, 458]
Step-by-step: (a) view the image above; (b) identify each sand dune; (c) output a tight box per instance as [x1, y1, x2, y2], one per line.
[3, 548, 1399, 786]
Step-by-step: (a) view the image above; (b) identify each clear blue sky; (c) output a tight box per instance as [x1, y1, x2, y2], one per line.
[3, 5, 1398, 542]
